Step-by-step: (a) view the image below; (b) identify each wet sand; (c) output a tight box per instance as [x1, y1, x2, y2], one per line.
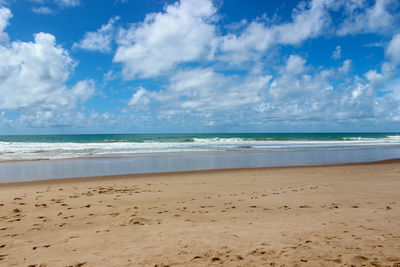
[0, 160, 400, 266]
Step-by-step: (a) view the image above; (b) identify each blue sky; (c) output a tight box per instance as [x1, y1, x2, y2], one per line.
[0, 0, 400, 134]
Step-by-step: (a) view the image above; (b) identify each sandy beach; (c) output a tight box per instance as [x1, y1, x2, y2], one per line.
[1, 160, 400, 266]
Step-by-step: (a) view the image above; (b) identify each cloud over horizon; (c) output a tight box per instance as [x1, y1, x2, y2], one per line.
[1, 0, 400, 133]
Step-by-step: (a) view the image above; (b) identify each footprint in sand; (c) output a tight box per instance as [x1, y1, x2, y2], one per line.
[328, 203, 339, 209]
[351, 255, 369, 264]
[127, 217, 151, 226]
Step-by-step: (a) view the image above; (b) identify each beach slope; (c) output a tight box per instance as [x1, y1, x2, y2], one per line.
[1, 160, 400, 266]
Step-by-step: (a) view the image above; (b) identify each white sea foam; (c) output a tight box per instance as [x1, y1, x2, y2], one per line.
[1, 136, 400, 161]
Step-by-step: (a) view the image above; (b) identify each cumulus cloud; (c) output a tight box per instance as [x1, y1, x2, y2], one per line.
[220, 0, 332, 63]
[71, 79, 96, 103]
[219, 0, 398, 64]
[112, 0, 400, 128]
[386, 33, 400, 64]
[273, 0, 332, 44]
[112, 0, 399, 77]
[73, 16, 120, 53]
[0, 7, 12, 43]
[2, 109, 123, 130]
[4, 0, 400, 130]
[125, 68, 272, 120]
[123, 55, 400, 127]
[337, 0, 398, 35]
[365, 69, 383, 84]
[260, 63, 390, 123]
[339, 59, 352, 73]
[114, 0, 336, 74]
[114, 0, 216, 79]
[285, 55, 306, 74]
[165, 68, 270, 112]
[0, 9, 95, 113]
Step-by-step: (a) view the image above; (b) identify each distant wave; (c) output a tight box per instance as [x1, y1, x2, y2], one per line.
[237, 145, 253, 149]
[1, 134, 400, 161]
[102, 139, 132, 143]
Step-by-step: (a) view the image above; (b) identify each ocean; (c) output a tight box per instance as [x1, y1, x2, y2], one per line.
[1, 133, 400, 182]
[1, 133, 400, 161]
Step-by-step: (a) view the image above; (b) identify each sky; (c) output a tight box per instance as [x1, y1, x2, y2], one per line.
[0, 0, 400, 134]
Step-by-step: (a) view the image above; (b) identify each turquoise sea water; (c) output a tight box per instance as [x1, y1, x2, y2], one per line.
[1, 132, 399, 143]
[1, 133, 400, 161]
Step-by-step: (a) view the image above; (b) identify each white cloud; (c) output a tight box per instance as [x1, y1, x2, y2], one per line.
[125, 68, 272, 120]
[386, 33, 400, 64]
[339, 59, 352, 73]
[168, 68, 271, 112]
[71, 79, 96, 103]
[220, 0, 332, 63]
[4, 0, 400, 130]
[337, 0, 397, 35]
[339, 0, 365, 13]
[220, 22, 275, 62]
[365, 69, 383, 83]
[15, 110, 83, 128]
[0, 7, 12, 43]
[0, 28, 95, 111]
[128, 87, 148, 106]
[54, 0, 80, 7]
[114, 0, 216, 79]
[268, 71, 332, 107]
[29, 0, 81, 8]
[331, 45, 341, 60]
[122, 55, 400, 127]
[73, 16, 120, 53]
[285, 55, 306, 74]
[112, 0, 397, 80]
[261, 64, 385, 123]
[4, 109, 123, 130]
[273, 0, 332, 44]
[32, 6, 54, 15]
[0, 7, 98, 130]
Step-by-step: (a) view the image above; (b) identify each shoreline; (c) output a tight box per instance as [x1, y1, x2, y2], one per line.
[2, 146, 400, 183]
[1, 143, 400, 163]
[1, 157, 399, 187]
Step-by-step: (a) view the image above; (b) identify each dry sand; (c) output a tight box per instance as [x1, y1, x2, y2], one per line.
[0, 159, 400, 266]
